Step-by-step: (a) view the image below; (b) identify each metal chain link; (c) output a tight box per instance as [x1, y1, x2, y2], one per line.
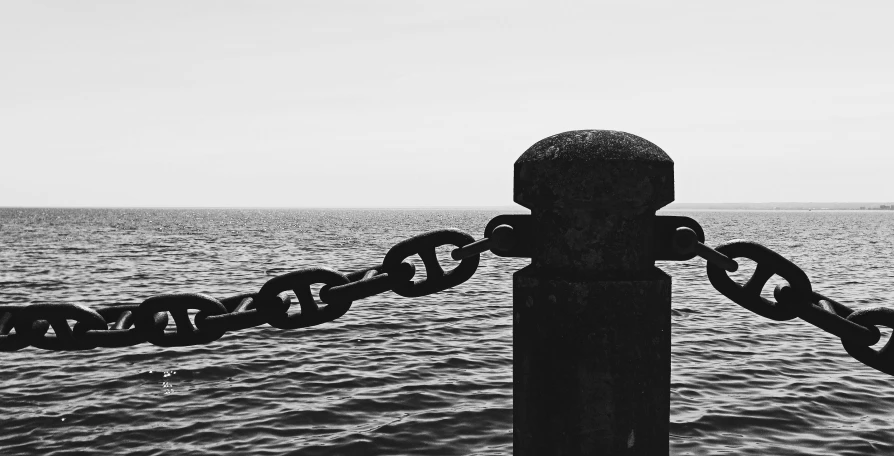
[14, 214, 885, 376]
[0, 225, 516, 352]
[673, 226, 894, 377]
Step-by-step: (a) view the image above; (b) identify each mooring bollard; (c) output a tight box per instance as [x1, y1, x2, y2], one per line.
[514, 130, 674, 455]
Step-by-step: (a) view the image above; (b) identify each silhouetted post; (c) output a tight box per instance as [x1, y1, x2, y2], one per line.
[514, 130, 674, 455]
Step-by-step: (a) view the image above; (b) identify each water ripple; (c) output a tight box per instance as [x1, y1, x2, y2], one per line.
[0, 208, 892, 455]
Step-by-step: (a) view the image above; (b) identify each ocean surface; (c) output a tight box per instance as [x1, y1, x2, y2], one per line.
[1, 208, 893, 455]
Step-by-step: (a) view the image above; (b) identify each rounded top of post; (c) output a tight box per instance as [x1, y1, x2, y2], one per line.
[515, 130, 674, 211]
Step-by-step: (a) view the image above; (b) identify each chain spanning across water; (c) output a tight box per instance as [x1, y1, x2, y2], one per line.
[0, 226, 515, 352]
[673, 227, 894, 377]
[5, 213, 890, 379]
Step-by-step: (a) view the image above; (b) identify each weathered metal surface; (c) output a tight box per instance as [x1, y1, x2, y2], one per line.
[704, 237, 894, 377]
[671, 226, 737, 271]
[485, 215, 533, 258]
[841, 307, 894, 375]
[514, 130, 674, 455]
[14, 303, 107, 351]
[453, 224, 516, 261]
[321, 262, 415, 303]
[134, 294, 228, 347]
[382, 229, 479, 298]
[486, 214, 704, 262]
[706, 240, 809, 321]
[254, 268, 352, 330]
[1, 227, 490, 351]
[774, 286, 880, 346]
[653, 216, 704, 262]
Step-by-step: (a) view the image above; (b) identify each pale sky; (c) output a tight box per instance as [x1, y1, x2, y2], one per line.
[2, 1, 892, 207]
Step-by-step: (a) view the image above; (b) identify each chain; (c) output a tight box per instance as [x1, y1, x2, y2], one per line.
[673, 227, 894, 376]
[8, 214, 888, 377]
[0, 225, 516, 352]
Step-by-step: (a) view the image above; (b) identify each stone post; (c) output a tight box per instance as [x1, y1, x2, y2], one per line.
[514, 130, 674, 455]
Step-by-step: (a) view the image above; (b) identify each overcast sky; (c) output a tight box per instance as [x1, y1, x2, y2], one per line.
[2, 1, 892, 207]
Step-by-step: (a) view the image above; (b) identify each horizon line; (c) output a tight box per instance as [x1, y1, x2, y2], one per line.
[0, 205, 529, 210]
[1, 202, 893, 210]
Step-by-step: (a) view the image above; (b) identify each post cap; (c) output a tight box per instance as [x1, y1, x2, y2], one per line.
[515, 130, 674, 212]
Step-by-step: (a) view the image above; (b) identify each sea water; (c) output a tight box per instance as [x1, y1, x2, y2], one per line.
[0, 208, 892, 455]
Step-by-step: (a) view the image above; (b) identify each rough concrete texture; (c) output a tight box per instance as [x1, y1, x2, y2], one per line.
[513, 130, 673, 455]
[515, 130, 674, 212]
[514, 269, 670, 456]
[515, 130, 675, 276]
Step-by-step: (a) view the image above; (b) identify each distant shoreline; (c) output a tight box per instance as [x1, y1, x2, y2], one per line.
[1, 204, 892, 211]
[666, 202, 894, 211]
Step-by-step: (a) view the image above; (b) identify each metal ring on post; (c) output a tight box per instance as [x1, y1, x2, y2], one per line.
[672, 227, 738, 272]
[451, 224, 516, 261]
[706, 240, 809, 321]
[483, 215, 531, 258]
[841, 307, 894, 376]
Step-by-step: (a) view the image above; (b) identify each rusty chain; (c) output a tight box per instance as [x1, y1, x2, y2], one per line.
[0, 225, 516, 352]
[4, 213, 890, 379]
[673, 226, 894, 376]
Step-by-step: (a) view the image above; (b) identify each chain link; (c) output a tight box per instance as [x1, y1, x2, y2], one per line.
[839, 308, 894, 375]
[774, 286, 881, 346]
[0, 226, 514, 352]
[4, 212, 891, 379]
[676, 233, 894, 377]
[706, 240, 808, 322]
[15, 303, 107, 351]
